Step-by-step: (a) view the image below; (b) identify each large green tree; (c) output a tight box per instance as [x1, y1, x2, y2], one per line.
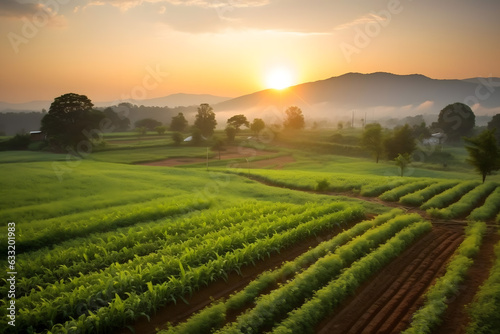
[361, 123, 383, 163]
[384, 124, 416, 160]
[437, 102, 475, 142]
[41, 93, 104, 149]
[194, 104, 217, 137]
[487, 114, 500, 144]
[283, 106, 305, 130]
[464, 129, 500, 183]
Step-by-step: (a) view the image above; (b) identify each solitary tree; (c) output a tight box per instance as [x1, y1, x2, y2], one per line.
[225, 126, 237, 142]
[283, 106, 305, 130]
[211, 137, 225, 160]
[227, 114, 249, 131]
[487, 114, 500, 144]
[464, 129, 500, 183]
[384, 124, 416, 160]
[194, 104, 217, 137]
[361, 123, 383, 163]
[41, 93, 104, 149]
[250, 118, 265, 135]
[395, 153, 412, 177]
[437, 102, 475, 142]
[172, 132, 183, 146]
[170, 112, 188, 132]
[155, 126, 167, 135]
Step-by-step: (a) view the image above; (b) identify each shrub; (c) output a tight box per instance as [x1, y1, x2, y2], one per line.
[316, 179, 330, 192]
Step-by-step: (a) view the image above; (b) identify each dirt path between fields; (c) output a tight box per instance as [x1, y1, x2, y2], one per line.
[140, 147, 295, 169]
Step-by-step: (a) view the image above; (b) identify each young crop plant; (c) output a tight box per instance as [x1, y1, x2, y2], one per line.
[359, 178, 410, 197]
[399, 181, 459, 206]
[420, 180, 480, 211]
[379, 180, 434, 202]
[215, 213, 426, 334]
[159, 209, 404, 334]
[13, 203, 363, 334]
[468, 185, 500, 221]
[13, 196, 211, 253]
[403, 222, 487, 334]
[271, 221, 432, 334]
[466, 236, 500, 334]
[427, 182, 497, 219]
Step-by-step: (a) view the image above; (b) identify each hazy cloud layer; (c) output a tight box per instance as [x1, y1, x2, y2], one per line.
[0, 0, 47, 18]
[0, 0, 67, 27]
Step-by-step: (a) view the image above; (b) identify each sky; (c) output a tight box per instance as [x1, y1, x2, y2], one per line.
[1, 0, 500, 104]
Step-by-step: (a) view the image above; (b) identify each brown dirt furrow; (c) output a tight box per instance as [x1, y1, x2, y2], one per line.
[356, 230, 462, 334]
[316, 225, 464, 334]
[371, 230, 464, 334]
[433, 228, 500, 334]
[348, 230, 455, 333]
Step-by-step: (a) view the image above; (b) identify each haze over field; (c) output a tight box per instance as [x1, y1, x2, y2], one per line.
[1, 0, 500, 107]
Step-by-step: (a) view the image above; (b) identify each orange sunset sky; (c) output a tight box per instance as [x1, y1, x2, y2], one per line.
[1, 0, 500, 103]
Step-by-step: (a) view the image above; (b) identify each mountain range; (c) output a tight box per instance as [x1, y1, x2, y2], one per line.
[2, 73, 500, 124]
[213, 72, 500, 124]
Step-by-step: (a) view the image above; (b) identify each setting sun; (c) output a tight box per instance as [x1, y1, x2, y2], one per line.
[266, 67, 294, 90]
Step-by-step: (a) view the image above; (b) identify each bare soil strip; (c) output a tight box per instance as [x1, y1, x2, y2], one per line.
[140, 147, 286, 167]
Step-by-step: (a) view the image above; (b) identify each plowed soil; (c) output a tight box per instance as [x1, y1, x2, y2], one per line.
[316, 224, 465, 334]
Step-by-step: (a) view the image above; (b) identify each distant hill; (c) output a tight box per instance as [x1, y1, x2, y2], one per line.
[95, 93, 231, 108]
[0, 101, 50, 113]
[0, 94, 231, 113]
[213, 72, 500, 124]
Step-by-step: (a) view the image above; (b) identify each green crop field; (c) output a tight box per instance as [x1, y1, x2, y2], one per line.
[1, 130, 500, 333]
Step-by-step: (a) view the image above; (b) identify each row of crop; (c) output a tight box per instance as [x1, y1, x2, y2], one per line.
[426, 183, 497, 219]
[270, 221, 432, 334]
[468, 186, 500, 221]
[466, 233, 500, 334]
[38, 205, 365, 334]
[399, 181, 459, 206]
[160, 209, 405, 334]
[6, 203, 362, 333]
[12, 196, 212, 253]
[0, 189, 167, 225]
[15, 202, 335, 313]
[379, 180, 435, 202]
[215, 213, 427, 334]
[402, 222, 487, 334]
[225, 169, 416, 196]
[420, 181, 479, 210]
[9, 202, 299, 296]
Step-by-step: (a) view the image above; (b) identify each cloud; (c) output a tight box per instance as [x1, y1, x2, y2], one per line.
[78, 0, 269, 12]
[334, 13, 387, 31]
[0, 0, 46, 18]
[0, 0, 67, 27]
[415, 100, 434, 111]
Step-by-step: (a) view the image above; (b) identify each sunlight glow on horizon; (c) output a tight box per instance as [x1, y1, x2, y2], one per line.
[266, 67, 294, 90]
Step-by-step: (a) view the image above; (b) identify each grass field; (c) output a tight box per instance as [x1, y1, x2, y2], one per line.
[1, 128, 499, 333]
